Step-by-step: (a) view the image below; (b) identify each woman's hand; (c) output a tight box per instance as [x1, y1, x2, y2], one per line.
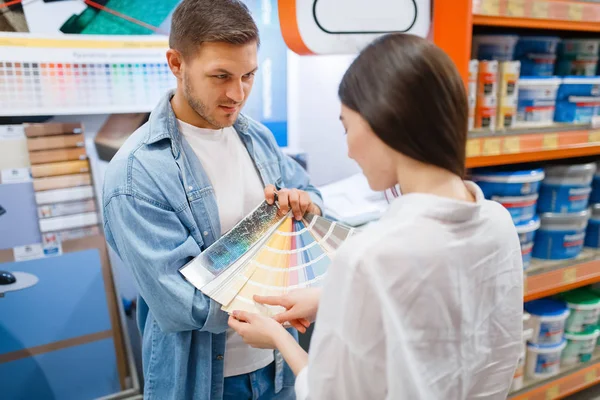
[228, 311, 289, 349]
[264, 185, 321, 221]
[229, 310, 310, 376]
[254, 288, 322, 334]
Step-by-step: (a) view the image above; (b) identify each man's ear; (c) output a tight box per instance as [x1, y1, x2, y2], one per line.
[166, 49, 184, 79]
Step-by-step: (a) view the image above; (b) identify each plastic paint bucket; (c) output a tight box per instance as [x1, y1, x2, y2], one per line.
[556, 55, 599, 77]
[516, 217, 540, 269]
[533, 210, 590, 260]
[525, 299, 570, 345]
[519, 54, 557, 77]
[515, 36, 560, 57]
[491, 194, 538, 224]
[538, 163, 596, 213]
[558, 39, 600, 58]
[585, 204, 600, 248]
[554, 77, 600, 124]
[515, 77, 561, 126]
[590, 166, 600, 204]
[562, 289, 600, 333]
[471, 168, 545, 198]
[526, 339, 567, 379]
[562, 328, 600, 366]
[472, 35, 519, 61]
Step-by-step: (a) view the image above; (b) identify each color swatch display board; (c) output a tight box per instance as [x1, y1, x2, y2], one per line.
[0, 122, 131, 397]
[25, 122, 101, 254]
[181, 201, 356, 316]
[0, 33, 174, 116]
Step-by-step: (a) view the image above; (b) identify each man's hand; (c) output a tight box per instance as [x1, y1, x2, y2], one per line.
[264, 185, 321, 221]
[254, 288, 321, 334]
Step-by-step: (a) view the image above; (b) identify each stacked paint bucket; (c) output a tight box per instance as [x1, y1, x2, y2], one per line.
[513, 36, 562, 128]
[558, 288, 600, 368]
[471, 168, 545, 269]
[523, 288, 600, 382]
[533, 163, 596, 260]
[585, 163, 600, 249]
[470, 35, 521, 131]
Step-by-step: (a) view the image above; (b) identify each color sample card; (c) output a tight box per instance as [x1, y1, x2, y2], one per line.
[182, 204, 356, 317]
[179, 201, 288, 289]
[0, 34, 175, 115]
[0, 182, 42, 251]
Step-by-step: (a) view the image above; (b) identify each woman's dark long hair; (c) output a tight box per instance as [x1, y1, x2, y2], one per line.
[338, 34, 469, 178]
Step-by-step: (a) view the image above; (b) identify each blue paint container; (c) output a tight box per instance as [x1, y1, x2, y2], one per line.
[516, 217, 540, 269]
[590, 166, 600, 204]
[471, 168, 545, 198]
[538, 163, 596, 213]
[491, 194, 538, 224]
[519, 54, 557, 77]
[533, 210, 590, 260]
[472, 35, 519, 61]
[584, 204, 600, 248]
[554, 77, 600, 124]
[514, 36, 560, 58]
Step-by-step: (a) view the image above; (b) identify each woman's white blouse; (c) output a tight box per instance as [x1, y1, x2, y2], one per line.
[295, 182, 524, 399]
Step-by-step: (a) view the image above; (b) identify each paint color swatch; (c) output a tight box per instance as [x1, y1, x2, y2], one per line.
[0, 34, 174, 115]
[181, 203, 356, 317]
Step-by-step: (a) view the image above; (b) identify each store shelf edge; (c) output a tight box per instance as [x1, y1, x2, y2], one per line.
[473, 15, 600, 32]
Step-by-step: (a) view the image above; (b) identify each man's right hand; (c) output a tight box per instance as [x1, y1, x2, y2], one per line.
[254, 288, 322, 334]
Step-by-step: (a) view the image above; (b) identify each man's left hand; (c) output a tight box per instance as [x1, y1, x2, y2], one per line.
[264, 185, 321, 221]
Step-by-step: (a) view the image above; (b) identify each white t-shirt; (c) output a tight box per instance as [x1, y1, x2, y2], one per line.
[178, 120, 274, 377]
[295, 181, 524, 399]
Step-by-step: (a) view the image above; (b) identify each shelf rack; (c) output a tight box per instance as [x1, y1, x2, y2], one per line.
[510, 353, 600, 399]
[466, 125, 600, 168]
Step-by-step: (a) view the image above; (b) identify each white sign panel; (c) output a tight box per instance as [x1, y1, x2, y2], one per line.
[280, 0, 431, 55]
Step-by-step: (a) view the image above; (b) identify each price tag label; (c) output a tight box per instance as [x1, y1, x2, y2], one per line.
[503, 137, 520, 154]
[532, 1, 549, 18]
[588, 129, 600, 142]
[585, 370, 597, 384]
[1, 168, 32, 184]
[0, 125, 25, 141]
[13, 244, 44, 262]
[568, 3, 584, 20]
[482, 138, 501, 155]
[507, 0, 525, 16]
[592, 116, 600, 129]
[481, 0, 500, 15]
[546, 385, 560, 400]
[466, 139, 481, 157]
[563, 268, 577, 284]
[542, 133, 559, 150]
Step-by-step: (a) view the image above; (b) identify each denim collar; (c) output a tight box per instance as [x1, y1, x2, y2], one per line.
[146, 90, 251, 158]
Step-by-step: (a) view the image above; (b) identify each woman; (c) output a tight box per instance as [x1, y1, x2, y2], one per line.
[229, 34, 523, 399]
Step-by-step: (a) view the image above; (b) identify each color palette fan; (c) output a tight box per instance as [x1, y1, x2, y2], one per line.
[180, 201, 356, 316]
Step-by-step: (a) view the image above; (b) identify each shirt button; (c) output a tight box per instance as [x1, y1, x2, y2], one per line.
[188, 186, 193, 191]
[203, 231, 209, 236]
[216, 355, 224, 361]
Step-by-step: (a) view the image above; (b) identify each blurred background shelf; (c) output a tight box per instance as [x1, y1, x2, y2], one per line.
[509, 352, 600, 399]
[473, 0, 600, 31]
[525, 250, 600, 302]
[466, 125, 600, 168]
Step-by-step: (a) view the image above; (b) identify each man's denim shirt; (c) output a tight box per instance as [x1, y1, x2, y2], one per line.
[103, 91, 323, 399]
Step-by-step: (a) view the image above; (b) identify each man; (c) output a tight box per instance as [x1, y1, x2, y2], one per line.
[102, 1, 323, 399]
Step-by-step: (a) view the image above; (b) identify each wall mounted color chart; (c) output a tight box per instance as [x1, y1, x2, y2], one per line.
[0, 33, 174, 116]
